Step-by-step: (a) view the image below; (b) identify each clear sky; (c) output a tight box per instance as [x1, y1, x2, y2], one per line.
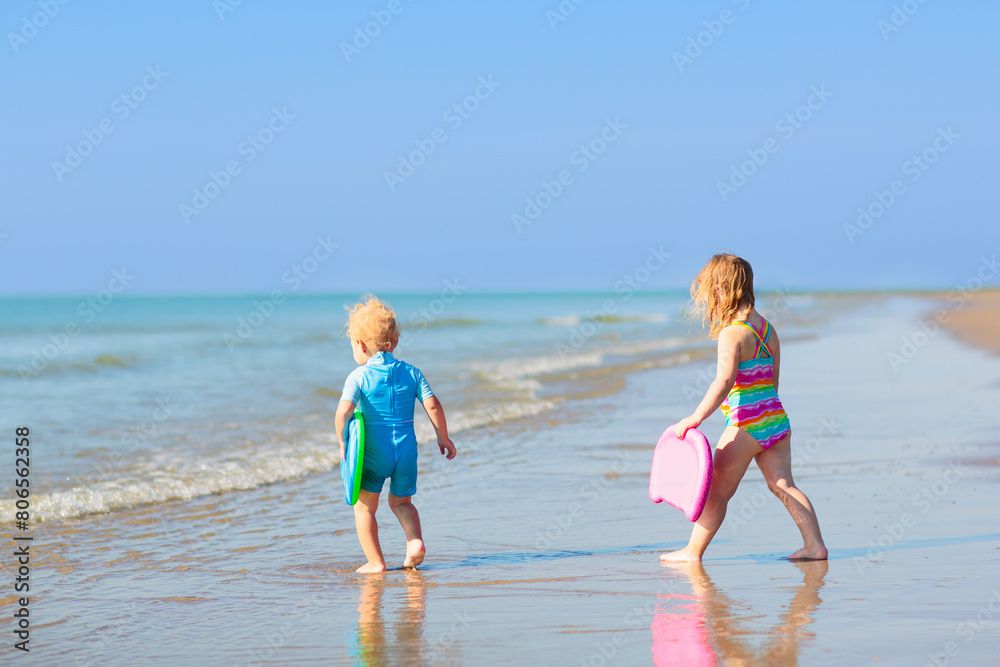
[1, 1, 997, 295]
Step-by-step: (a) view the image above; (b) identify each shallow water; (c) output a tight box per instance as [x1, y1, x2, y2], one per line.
[2, 294, 999, 664]
[1, 291, 820, 524]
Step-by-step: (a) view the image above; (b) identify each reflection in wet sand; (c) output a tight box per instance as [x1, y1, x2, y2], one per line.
[351, 571, 427, 666]
[653, 561, 828, 666]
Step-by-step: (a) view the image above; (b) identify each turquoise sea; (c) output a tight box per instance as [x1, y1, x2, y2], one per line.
[0, 291, 820, 524]
[2, 292, 998, 665]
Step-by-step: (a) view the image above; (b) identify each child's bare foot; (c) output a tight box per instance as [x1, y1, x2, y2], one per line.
[660, 547, 702, 563]
[787, 545, 828, 561]
[403, 539, 425, 568]
[356, 561, 388, 574]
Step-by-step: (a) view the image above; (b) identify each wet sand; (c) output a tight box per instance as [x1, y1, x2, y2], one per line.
[3, 296, 1000, 665]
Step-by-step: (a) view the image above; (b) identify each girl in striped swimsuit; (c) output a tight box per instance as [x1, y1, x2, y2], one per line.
[661, 254, 827, 563]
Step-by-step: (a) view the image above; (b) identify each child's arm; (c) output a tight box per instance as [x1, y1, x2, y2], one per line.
[675, 326, 742, 438]
[335, 399, 355, 460]
[420, 396, 457, 459]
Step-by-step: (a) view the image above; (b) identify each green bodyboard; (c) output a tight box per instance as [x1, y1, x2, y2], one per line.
[341, 410, 365, 505]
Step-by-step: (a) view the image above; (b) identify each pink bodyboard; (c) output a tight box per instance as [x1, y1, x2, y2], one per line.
[649, 425, 713, 522]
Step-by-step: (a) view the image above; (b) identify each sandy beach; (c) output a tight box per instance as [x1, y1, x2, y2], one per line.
[5, 1, 997, 663]
[938, 289, 1000, 355]
[2, 293, 999, 665]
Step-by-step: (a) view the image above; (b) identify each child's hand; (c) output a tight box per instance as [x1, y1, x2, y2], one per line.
[674, 416, 701, 439]
[339, 441, 346, 461]
[438, 437, 457, 460]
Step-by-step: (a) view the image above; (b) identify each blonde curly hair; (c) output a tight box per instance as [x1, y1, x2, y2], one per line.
[345, 294, 400, 351]
[690, 254, 755, 339]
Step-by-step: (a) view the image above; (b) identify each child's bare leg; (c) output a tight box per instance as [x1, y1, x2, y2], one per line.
[354, 490, 388, 573]
[388, 494, 425, 568]
[755, 437, 827, 560]
[661, 427, 760, 563]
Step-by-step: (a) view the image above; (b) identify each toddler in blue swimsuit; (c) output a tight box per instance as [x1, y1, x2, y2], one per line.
[335, 295, 456, 573]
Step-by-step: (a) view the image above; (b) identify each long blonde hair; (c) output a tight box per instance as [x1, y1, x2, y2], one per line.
[690, 254, 755, 339]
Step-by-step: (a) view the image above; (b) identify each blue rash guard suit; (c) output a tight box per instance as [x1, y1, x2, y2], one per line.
[340, 351, 434, 497]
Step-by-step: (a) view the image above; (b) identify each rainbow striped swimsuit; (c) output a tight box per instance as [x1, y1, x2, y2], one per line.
[720, 318, 791, 449]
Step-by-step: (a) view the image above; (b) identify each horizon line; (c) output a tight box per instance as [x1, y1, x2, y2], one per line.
[1, 287, 995, 299]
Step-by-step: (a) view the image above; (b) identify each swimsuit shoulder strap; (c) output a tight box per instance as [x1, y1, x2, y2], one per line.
[733, 319, 773, 359]
[757, 318, 774, 358]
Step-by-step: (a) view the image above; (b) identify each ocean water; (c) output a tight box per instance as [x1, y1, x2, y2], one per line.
[0, 291, 822, 525]
[9, 291, 998, 665]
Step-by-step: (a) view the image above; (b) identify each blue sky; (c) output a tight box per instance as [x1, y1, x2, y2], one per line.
[1, 0, 997, 295]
